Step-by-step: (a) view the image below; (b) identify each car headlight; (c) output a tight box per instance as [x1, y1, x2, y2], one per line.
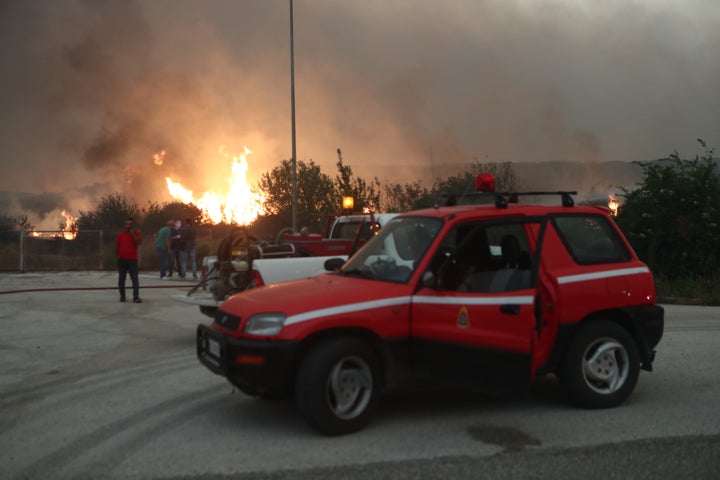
[243, 313, 286, 336]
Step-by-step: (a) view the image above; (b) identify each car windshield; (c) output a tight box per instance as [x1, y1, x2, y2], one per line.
[340, 216, 443, 283]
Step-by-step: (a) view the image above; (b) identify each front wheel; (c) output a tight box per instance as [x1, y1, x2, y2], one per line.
[559, 321, 640, 409]
[295, 338, 380, 435]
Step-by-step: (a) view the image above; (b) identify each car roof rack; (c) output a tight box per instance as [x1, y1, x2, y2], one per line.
[444, 191, 577, 208]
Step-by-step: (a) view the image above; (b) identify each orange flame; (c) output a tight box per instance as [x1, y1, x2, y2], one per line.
[608, 194, 619, 216]
[153, 150, 166, 166]
[26, 210, 78, 239]
[165, 146, 265, 225]
[60, 210, 78, 240]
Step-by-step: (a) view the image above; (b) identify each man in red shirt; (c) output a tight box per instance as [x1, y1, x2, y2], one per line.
[116, 217, 143, 303]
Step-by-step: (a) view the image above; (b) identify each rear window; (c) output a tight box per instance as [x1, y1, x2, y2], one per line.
[331, 221, 372, 240]
[553, 215, 631, 264]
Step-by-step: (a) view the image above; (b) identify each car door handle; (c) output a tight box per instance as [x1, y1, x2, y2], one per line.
[500, 304, 521, 315]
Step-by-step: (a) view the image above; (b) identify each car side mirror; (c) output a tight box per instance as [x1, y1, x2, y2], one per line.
[324, 257, 345, 272]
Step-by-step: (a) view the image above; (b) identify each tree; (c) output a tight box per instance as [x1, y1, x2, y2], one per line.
[143, 201, 203, 234]
[0, 213, 34, 241]
[335, 149, 381, 212]
[255, 157, 521, 236]
[433, 161, 521, 198]
[365, 161, 522, 213]
[0, 213, 33, 232]
[256, 159, 337, 235]
[381, 180, 432, 212]
[77, 193, 142, 231]
[616, 139, 720, 279]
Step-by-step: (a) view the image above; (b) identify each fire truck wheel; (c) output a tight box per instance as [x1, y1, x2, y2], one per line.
[295, 337, 380, 435]
[559, 320, 640, 409]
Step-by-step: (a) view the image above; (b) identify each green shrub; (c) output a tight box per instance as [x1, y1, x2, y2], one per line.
[617, 139, 720, 280]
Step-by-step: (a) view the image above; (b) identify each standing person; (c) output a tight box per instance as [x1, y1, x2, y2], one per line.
[169, 219, 187, 279]
[116, 217, 143, 303]
[155, 220, 173, 279]
[183, 217, 198, 279]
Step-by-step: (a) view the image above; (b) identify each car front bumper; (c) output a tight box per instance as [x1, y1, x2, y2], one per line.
[196, 324, 300, 397]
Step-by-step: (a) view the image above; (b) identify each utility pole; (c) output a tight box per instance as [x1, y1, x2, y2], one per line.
[289, 0, 298, 232]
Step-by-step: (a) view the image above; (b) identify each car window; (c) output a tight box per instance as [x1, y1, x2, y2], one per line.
[331, 221, 366, 239]
[341, 216, 443, 283]
[330, 218, 384, 241]
[434, 221, 533, 293]
[552, 214, 631, 264]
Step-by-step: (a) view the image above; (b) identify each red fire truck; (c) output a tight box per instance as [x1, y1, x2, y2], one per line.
[197, 175, 664, 435]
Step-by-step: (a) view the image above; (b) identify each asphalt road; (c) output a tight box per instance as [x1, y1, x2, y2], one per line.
[1, 272, 719, 480]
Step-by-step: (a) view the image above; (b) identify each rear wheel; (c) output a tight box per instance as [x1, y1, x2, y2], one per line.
[560, 321, 640, 408]
[295, 338, 380, 435]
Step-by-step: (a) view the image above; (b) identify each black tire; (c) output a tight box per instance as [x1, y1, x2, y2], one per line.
[295, 338, 380, 435]
[559, 321, 640, 409]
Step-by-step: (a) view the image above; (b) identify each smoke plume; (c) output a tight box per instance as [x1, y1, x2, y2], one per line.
[1, 0, 718, 228]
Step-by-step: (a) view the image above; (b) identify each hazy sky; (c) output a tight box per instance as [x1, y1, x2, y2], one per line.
[1, 0, 719, 227]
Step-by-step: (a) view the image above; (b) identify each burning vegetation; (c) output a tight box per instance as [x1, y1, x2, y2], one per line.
[162, 146, 266, 225]
[608, 194, 620, 216]
[28, 210, 78, 240]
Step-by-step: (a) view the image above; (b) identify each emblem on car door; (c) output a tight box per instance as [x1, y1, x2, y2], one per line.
[457, 306, 470, 328]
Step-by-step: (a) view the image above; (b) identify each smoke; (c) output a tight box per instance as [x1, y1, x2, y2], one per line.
[1, 0, 719, 228]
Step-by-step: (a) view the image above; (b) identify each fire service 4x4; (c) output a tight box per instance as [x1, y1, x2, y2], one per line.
[197, 175, 664, 435]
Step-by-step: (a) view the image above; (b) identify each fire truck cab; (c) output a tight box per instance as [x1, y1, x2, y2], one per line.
[197, 178, 664, 435]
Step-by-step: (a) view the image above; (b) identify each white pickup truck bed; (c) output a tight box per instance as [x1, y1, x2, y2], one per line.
[174, 213, 399, 311]
[251, 255, 347, 286]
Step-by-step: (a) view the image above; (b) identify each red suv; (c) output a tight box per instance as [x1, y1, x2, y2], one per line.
[197, 185, 664, 435]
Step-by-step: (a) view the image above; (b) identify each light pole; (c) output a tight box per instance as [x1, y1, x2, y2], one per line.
[289, 0, 298, 232]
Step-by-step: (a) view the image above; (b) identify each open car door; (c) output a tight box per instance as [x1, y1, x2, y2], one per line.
[410, 219, 542, 398]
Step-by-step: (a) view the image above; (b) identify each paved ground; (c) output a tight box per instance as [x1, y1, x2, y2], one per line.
[0, 270, 196, 386]
[1, 272, 719, 480]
